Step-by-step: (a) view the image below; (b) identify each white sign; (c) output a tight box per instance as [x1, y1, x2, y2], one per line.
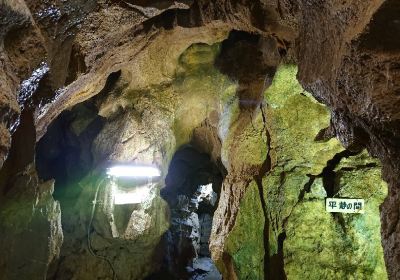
[326, 198, 365, 214]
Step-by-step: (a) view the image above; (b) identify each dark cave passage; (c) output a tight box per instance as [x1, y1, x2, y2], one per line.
[35, 101, 104, 200]
[148, 145, 225, 280]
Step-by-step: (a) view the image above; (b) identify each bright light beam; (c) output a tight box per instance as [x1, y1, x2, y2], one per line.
[107, 165, 161, 178]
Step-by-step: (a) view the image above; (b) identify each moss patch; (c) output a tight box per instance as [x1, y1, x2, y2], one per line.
[262, 64, 345, 256]
[284, 157, 387, 280]
[224, 181, 265, 280]
[264, 65, 344, 174]
[261, 65, 387, 279]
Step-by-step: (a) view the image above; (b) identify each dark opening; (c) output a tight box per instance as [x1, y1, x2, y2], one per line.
[35, 100, 105, 200]
[35, 71, 121, 199]
[147, 145, 225, 280]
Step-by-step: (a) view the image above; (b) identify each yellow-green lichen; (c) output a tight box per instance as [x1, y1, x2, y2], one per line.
[284, 156, 388, 280]
[172, 43, 237, 149]
[264, 64, 344, 174]
[224, 181, 265, 280]
[259, 65, 387, 279]
[262, 64, 345, 256]
[221, 109, 268, 169]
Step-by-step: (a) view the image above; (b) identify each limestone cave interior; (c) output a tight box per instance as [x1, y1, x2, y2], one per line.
[0, 1, 399, 280]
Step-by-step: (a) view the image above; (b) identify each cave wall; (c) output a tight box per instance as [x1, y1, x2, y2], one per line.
[42, 41, 237, 280]
[0, 165, 63, 280]
[210, 64, 388, 279]
[294, 1, 400, 276]
[263, 65, 387, 279]
[0, 0, 399, 279]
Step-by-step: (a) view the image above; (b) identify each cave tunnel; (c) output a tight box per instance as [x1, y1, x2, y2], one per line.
[0, 1, 399, 280]
[148, 145, 225, 280]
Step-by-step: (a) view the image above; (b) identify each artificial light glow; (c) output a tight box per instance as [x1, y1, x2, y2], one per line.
[107, 165, 161, 178]
[114, 185, 152, 205]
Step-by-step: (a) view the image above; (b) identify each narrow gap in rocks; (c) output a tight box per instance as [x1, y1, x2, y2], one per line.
[319, 149, 360, 198]
[256, 103, 275, 280]
[318, 149, 361, 233]
[281, 149, 361, 235]
[148, 145, 225, 280]
[0, 109, 36, 196]
[269, 170, 288, 280]
[254, 177, 270, 279]
[298, 175, 316, 202]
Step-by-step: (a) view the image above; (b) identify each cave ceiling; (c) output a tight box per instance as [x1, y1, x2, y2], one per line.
[0, 0, 399, 279]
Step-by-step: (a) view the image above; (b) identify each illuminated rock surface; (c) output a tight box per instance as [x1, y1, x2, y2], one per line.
[284, 154, 387, 280]
[0, 1, 399, 279]
[212, 65, 388, 279]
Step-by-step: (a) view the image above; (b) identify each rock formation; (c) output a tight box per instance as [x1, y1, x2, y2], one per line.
[0, 0, 399, 279]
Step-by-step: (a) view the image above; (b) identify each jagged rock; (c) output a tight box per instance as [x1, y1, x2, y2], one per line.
[0, 0, 46, 168]
[0, 165, 63, 280]
[211, 64, 388, 279]
[0, 1, 399, 279]
[220, 181, 265, 280]
[285, 153, 387, 279]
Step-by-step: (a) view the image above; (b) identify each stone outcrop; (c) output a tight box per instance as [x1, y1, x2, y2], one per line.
[210, 65, 388, 279]
[0, 0, 399, 279]
[263, 65, 387, 279]
[39, 42, 233, 280]
[0, 165, 63, 280]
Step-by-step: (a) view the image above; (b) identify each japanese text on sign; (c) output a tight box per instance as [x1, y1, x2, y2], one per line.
[326, 198, 365, 214]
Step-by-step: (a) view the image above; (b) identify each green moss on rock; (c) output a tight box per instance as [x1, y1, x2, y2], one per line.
[221, 109, 267, 169]
[172, 43, 237, 148]
[284, 155, 387, 280]
[264, 65, 344, 174]
[262, 64, 345, 257]
[224, 181, 265, 280]
[259, 65, 387, 279]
